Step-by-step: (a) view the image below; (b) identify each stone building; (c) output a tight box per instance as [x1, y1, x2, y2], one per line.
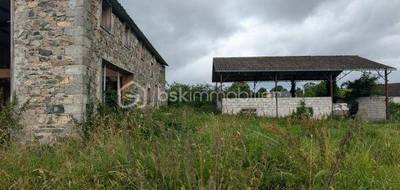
[0, 0, 168, 143]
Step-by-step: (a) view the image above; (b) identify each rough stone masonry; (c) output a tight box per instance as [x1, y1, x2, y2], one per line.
[12, 0, 167, 144]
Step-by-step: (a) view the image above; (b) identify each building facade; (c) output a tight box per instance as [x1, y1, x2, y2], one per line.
[2, 0, 167, 143]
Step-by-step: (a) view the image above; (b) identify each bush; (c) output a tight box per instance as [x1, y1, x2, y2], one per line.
[0, 103, 23, 146]
[389, 102, 400, 121]
[343, 74, 381, 116]
[292, 100, 314, 119]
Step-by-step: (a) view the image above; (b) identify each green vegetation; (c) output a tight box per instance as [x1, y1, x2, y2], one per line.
[0, 102, 24, 146]
[270, 85, 288, 92]
[1, 105, 400, 189]
[390, 102, 400, 121]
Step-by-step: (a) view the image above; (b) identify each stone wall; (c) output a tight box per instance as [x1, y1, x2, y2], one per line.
[222, 97, 332, 119]
[13, 0, 83, 144]
[356, 96, 386, 121]
[12, 0, 166, 143]
[86, 0, 166, 107]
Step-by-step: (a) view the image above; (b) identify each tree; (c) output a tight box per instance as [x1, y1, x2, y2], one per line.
[303, 82, 328, 97]
[226, 82, 252, 98]
[343, 73, 381, 98]
[342, 73, 381, 115]
[271, 85, 288, 92]
[295, 87, 304, 97]
[257, 88, 268, 97]
[301, 81, 344, 100]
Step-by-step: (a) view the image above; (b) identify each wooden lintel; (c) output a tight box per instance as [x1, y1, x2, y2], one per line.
[0, 69, 10, 79]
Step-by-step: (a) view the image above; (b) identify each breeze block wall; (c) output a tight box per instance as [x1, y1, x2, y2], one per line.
[392, 97, 400, 104]
[356, 96, 387, 121]
[222, 97, 332, 119]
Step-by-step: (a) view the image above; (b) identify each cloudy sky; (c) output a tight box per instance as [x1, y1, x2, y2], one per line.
[120, 0, 400, 85]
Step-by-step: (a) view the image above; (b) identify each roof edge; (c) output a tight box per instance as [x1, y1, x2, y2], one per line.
[213, 55, 397, 71]
[108, 0, 168, 66]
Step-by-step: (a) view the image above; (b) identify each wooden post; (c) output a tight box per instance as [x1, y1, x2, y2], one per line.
[117, 72, 121, 106]
[219, 74, 223, 92]
[385, 69, 389, 120]
[253, 81, 257, 98]
[275, 74, 278, 117]
[218, 74, 223, 110]
[103, 64, 107, 103]
[10, 0, 14, 102]
[290, 80, 296, 97]
[330, 73, 334, 115]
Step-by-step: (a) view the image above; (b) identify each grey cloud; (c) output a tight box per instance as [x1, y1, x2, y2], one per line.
[119, 0, 400, 83]
[119, 0, 329, 68]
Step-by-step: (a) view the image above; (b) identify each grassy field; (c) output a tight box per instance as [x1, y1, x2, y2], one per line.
[1, 105, 400, 189]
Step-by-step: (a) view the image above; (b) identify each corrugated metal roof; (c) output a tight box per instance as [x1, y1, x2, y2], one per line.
[212, 56, 396, 82]
[107, 0, 168, 66]
[213, 56, 395, 72]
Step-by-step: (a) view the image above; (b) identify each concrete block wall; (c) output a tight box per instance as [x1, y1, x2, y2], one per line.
[357, 96, 386, 121]
[222, 97, 332, 119]
[392, 97, 400, 104]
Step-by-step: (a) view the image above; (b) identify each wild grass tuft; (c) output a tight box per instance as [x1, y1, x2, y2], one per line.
[0, 105, 399, 189]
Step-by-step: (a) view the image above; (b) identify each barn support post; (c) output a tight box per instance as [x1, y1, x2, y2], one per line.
[253, 81, 257, 98]
[102, 64, 107, 103]
[117, 72, 121, 106]
[10, 0, 15, 101]
[290, 80, 296, 97]
[218, 74, 223, 110]
[219, 74, 223, 93]
[330, 73, 334, 115]
[385, 69, 389, 120]
[275, 74, 278, 117]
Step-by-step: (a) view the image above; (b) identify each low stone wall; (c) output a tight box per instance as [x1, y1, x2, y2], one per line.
[356, 97, 386, 121]
[222, 97, 332, 119]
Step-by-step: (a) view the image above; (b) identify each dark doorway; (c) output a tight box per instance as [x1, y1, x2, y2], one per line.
[102, 60, 134, 107]
[0, 0, 10, 107]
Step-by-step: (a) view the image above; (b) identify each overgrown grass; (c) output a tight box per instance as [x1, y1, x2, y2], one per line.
[0, 103, 23, 146]
[1, 106, 400, 189]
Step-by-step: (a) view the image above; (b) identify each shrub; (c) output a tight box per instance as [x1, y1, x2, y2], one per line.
[342, 73, 381, 115]
[0, 102, 23, 146]
[389, 102, 400, 121]
[292, 100, 314, 119]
